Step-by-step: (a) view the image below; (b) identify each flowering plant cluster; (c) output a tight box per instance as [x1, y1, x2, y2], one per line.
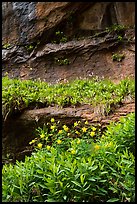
[2, 113, 135, 202]
[29, 118, 101, 154]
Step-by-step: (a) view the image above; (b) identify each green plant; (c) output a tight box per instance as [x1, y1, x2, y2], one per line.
[2, 113, 135, 202]
[101, 112, 135, 155]
[54, 57, 70, 65]
[112, 53, 125, 62]
[2, 77, 134, 120]
[25, 44, 35, 52]
[28, 118, 100, 152]
[105, 24, 126, 33]
[51, 31, 68, 44]
[2, 43, 11, 49]
[117, 35, 123, 42]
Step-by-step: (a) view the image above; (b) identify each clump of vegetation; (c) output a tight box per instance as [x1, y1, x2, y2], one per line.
[117, 35, 123, 42]
[112, 53, 125, 62]
[105, 24, 126, 33]
[106, 24, 126, 43]
[29, 118, 101, 152]
[25, 41, 40, 53]
[2, 76, 135, 120]
[2, 113, 135, 202]
[51, 31, 68, 44]
[54, 57, 70, 65]
[25, 44, 34, 52]
[2, 43, 11, 49]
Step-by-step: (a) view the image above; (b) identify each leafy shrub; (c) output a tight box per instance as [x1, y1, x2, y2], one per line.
[105, 24, 126, 33]
[2, 43, 11, 49]
[54, 57, 70, 65]
[51, 31, 68, 44]
[112, 53, 125, 62]
[2, 76, 135, 120]
[2, 147, 135, 202]
[101, 112, 135, 155]
[2, 113, 135, 202]
[29, 118, 100, 152]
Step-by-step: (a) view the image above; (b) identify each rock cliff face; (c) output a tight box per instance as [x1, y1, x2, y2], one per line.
[2, 2, 135, 44]
[2, 2, 135, 82]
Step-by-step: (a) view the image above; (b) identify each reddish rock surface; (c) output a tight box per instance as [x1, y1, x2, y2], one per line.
[2, 2, 135, 45]
[2, 2, 135, 83]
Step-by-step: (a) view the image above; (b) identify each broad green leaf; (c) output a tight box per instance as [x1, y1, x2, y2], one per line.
[101, 171, 108, 175]
[99, 179, 107, 182]
[83, 184, 91, 192]
[38, 183, 47, 189]
[88, 178, 96, 182]
[80, 174, 85, 185]
[107, 198, 119, 202]
[89, 165, 98, 171]
[33, 174, 43, 179]
[71, 180, 81, 188]
[72, 188, 81, 193]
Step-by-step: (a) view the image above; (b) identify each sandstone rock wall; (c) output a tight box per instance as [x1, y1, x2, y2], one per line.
[2, 2, 135, 45]
[2, 2, 135, 82]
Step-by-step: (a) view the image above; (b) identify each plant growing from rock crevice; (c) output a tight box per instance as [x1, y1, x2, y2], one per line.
[2, 43, 11, 49]
[51, 30, 68, 44]
[105, 24, 126, 33]
[112, 53, 125, 62]
[54, 57, 70, 65]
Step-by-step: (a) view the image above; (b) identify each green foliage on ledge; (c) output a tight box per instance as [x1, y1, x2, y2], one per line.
[112, 53, 125, 62]
[2, 43, 12, 49]
[105, 24, 127, 33]
[51, 30, 68, 44]
[2, 113, 135, 202]
[2, 76, 135, 120]
[54, 57, 70, 65]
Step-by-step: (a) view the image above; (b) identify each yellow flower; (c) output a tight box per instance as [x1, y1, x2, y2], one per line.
[77, 139, 81, 144]
[105, 142, 113, 148]
[29, 139, 36, 145]
[50, 125, 56, 130]
[68, 133, 70, 136]
[75, 131, 80, 135]
[46, 145, 51, 150]
[90, 131, 95, 137]
[37, 143, 43, 149]
[71, 149, 76, 154]
[94, 145, 100, 150]
[101, 135, 105, 139]
[82, 127, 87, 132]
[63, 125, 69, 132]
[74, 122, 78, 127]
[58, 130, 63, 134]
[5, 72, 8, 75]
[40, 133, 45, 139]
[108, 142, 113, 147]
[85, 120, 88, 125]
[51, 118, 55, 123]
[92, 127, 97, 131]
[57, 139, 62, 144]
